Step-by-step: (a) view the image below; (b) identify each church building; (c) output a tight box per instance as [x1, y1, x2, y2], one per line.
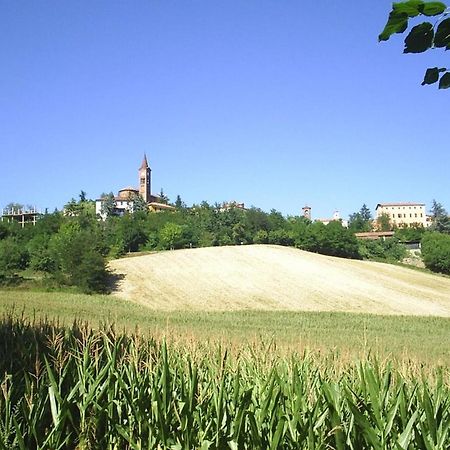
[95, 154, 174, 220]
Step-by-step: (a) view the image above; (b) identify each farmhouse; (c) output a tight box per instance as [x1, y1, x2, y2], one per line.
[375, 202, 431, 228]
[95, 155, 174, 220]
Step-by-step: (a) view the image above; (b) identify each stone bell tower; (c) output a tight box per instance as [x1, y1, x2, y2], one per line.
[139, 154, 151, 203]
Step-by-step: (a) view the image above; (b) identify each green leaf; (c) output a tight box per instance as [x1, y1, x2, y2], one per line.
[418, 1, 447, 16]
[396, 410, 419, 449]
[379, 11, 409, 41]
[393, 0, 423, 17]
[421, 67, 446, 84]
[404, 22, 434, 53]
[434, 18, 450, 48]
[438, 71, 450, 88]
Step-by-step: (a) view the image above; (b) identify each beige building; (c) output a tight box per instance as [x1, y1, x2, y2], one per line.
[375, 202, 429, 228]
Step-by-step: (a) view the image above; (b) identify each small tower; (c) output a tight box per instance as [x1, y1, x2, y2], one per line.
[139, 154, 151, 203]
[302, 205, 312, 220]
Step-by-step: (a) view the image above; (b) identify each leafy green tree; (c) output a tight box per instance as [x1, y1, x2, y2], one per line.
[421, 232, 450, 273]
[49, 222, 109, 293]
[0, 238, 29, 276]
[320, 221, 360, 259]
[376, 213, 392, 231]
[268, 229, 293, 246]
[100, 193, 116, 219]
[175, 195, 187, 209]
[267, 209, 286, 231]
[232, 222, 246, 244]
[27, 234, 55, 272]
[348, 204, 373, 232]
[379, 1, 450, 89]
[253, 230, 269, 244]
[158, 188, 169, 205]
[4, 202, 24, 212]
[395, 225, 425, 241]
[0, 222, 10, 240]
[430, 199, 450, 233]
[358, 237, 407, 262]
[117, 215, 148, 253]
[160, 222, 184, 250]
[129, 193, 148, 214]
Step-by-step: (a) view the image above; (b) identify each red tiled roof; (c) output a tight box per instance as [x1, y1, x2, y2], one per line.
[376, 202, 424, 208]
[118, 187, 138, 192]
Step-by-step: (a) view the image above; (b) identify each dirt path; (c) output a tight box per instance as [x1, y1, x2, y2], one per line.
[109, 245, 450, 316]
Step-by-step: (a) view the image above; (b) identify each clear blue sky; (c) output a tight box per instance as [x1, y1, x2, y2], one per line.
[1, 1, 448, 219]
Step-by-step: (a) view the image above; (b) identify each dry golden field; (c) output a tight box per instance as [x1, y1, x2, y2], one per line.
[109, 244, 450, 316]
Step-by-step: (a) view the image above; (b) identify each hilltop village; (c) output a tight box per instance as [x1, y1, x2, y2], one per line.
[2, 154, 435, 234]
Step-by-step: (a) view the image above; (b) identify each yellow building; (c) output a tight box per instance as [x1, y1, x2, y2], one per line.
[375, 202, 429, 228]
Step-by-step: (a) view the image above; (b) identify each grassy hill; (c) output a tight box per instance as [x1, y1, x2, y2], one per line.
[109, 244, 450, 316]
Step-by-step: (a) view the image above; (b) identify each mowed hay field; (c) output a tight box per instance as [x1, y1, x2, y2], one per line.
[110, 244, 450, 316]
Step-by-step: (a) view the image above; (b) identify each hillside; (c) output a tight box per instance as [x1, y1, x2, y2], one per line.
[109, 245, 450, 316]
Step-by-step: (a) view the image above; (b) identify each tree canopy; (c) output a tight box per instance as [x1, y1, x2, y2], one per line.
[379, 1, 450, 89]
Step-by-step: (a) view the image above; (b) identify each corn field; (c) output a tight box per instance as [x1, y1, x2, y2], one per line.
[0, 316, 449, 449]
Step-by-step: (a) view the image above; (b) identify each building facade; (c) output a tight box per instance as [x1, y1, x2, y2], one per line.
[375, 202, 430, 228]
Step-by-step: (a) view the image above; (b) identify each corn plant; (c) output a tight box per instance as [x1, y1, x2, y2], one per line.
[0, 315, 449, 449]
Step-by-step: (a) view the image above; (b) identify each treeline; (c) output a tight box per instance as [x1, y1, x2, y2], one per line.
[1, 197, 449, 293]
[0, 198, 360, 293]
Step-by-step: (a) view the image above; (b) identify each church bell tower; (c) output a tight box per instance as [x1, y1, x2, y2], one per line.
[139, 154, 151, 203]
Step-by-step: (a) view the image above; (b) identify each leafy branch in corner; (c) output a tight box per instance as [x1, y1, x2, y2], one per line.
[379, 1, 450, 89]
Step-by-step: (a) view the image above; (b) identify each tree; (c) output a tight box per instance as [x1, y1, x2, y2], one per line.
[358, 237, 407, 262]
[117, 215, 147, 252]
[422, 232, 450, 273]
[0, 238, 29, 276]
[175, 194, 186, 209]
[253, 230, 269, 244]
[379, 1, 450, 89]
[160, 222, 184, 250]
[348, 204, 373, 232]
[430, 199, 450, 233]
[100, 193, 116, 219]
[320, 221, 360, 259]
[376, 212, 392, 231]
[49, 222, 109, 293]
[158, 188, 169, 205]
[4, 202, 24, 212]
[128, 193, 148, 214]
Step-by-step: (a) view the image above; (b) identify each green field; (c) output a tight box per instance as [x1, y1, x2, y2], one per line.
[1, 289, 449, 367]
[1, 314, 449, 449]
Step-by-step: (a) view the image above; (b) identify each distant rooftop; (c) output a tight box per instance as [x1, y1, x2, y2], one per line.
[376, 202, 425, 208]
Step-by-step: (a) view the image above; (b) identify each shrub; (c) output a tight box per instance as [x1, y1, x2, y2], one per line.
[421, 232, 450, 274]
[49, 223, 109, 293]
[359, 238, 407, 262]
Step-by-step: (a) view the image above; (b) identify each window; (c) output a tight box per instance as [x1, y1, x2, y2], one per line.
[398, 214, 402, 218]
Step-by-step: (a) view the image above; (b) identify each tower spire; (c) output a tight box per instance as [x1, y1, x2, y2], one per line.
[139, 154, 151, 203]
[140, 153, 149, 170]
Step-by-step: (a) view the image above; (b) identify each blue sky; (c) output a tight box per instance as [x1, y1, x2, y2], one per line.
[1, 1, 448, 219]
